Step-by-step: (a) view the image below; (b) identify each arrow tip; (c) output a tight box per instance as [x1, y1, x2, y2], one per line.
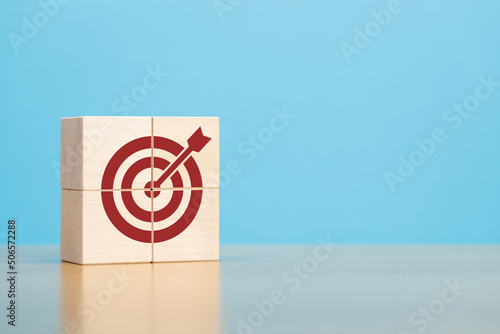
[188, 127, 211, 152]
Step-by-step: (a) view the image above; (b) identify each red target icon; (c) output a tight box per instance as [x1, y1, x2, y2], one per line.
[101, 128, 211, 243]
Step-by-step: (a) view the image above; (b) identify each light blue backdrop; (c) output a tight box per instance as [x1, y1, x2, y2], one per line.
[1, 0, 499, 245]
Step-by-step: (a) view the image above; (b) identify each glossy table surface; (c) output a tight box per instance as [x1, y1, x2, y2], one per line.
[1, 245, 499, 334]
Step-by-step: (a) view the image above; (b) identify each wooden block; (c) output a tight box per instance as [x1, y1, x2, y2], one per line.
[61, 117, 152, 191]
[152, 117, 219, 189]
[152, 188, 219, 262]
[60, 116, 220, 264]
[61, 189, 152, 264]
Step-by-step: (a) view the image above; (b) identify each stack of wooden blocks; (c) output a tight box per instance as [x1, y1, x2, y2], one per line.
[60, 117, 219, 265]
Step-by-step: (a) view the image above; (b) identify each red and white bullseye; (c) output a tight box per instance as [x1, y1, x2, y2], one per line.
[101, 128, 211, 243]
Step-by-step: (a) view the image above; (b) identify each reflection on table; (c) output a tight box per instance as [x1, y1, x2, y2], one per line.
[60, 260, 219, 334]
[2, 246, 500, 334]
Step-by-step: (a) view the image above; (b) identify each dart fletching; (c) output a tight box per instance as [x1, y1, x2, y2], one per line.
[187, 127, 211, 152]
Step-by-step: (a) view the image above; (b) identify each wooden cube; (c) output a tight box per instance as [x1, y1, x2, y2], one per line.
[60, 117, 152, 191]
[61, 117, 219, 264]
[61, 189, 153, 264]
[152, 188, 219, 262]
[152, 117, 219, 189]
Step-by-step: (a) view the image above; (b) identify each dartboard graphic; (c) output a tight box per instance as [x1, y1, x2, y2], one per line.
[100, 127, 211, 243]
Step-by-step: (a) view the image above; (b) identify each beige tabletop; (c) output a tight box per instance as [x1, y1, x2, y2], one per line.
[1, 245, 499, 334]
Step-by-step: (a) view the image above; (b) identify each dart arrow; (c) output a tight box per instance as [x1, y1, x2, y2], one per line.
[148, 127, 211, 189]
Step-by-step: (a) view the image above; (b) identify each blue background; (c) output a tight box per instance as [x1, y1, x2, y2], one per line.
[1, 0, 499, 245]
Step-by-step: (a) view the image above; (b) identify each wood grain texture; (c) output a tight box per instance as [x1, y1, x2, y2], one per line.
[153, 188, 219, 262]
[61, 117, 152, 191]
[61, 117, 83, 190]
[61, 189, 83, 264]
[61, 116, 220, 264]
[152, 117, 219, 189]
[61, 189, 152, 265]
